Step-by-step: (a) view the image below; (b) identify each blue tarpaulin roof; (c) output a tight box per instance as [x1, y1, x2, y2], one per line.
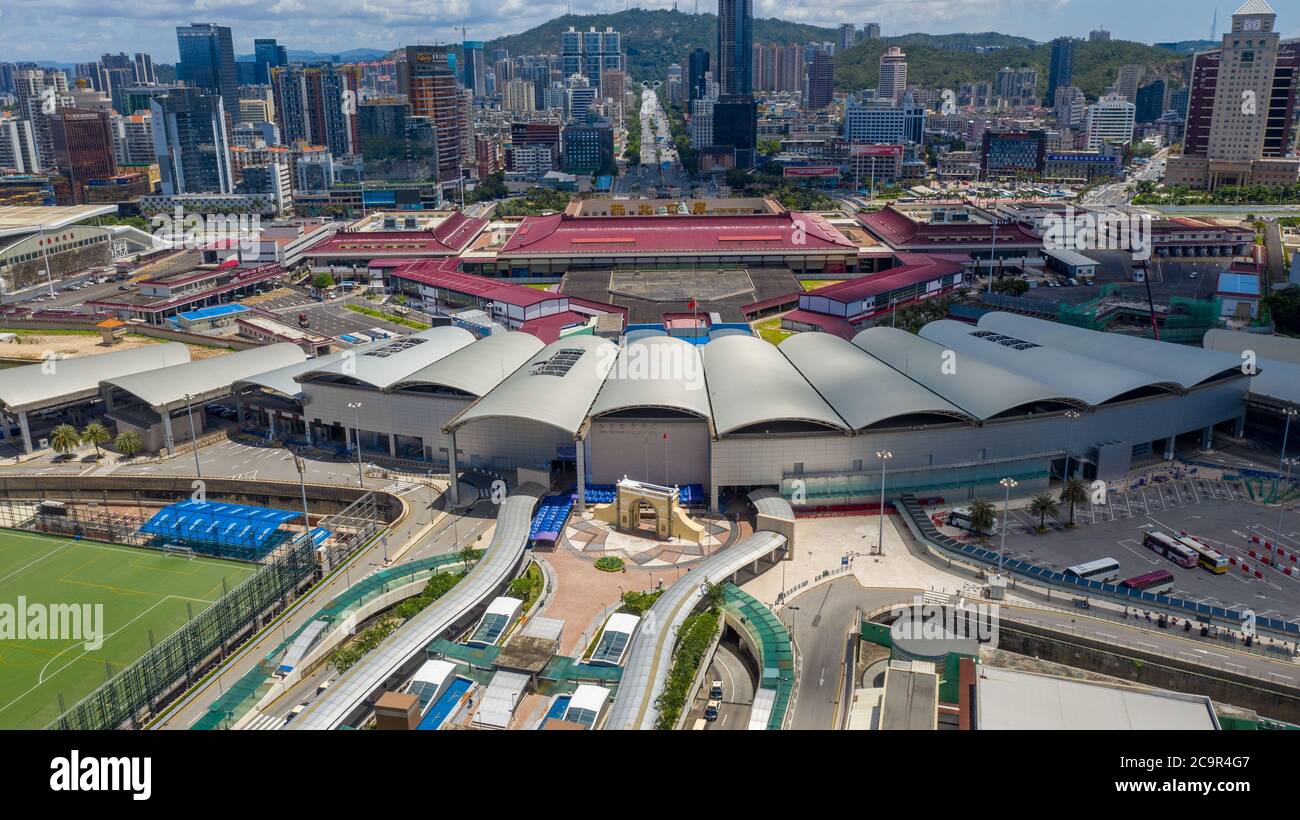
[140, 500, 305, 555]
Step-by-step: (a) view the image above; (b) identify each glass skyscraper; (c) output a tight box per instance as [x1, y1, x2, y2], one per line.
[176, 23, 238, 108]
[717, 0, 752, 96]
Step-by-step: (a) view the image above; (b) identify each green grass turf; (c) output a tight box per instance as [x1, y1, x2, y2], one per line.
[0, 529, 257, 729]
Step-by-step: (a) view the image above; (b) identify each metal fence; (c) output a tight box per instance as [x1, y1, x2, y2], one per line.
[0, 500, 154, 549]
[45, 492, 384, 730]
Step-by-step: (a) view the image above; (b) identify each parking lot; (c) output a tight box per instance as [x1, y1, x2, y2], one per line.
[982, 482, 1300, 626]
[252, 290, 415, 344]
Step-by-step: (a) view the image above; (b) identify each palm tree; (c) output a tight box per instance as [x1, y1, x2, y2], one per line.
[114, 430, 144, 459]
[1059, 477, 1089, 528]
[1028, 492, 1060, 533]
[966, 498, 997, 540]
[81, 421, 110, 458]
[458, 543, 479, 569]
[49, 424, 81, 457]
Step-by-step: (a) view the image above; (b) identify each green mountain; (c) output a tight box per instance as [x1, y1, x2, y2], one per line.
[834, 38, 1192, 101]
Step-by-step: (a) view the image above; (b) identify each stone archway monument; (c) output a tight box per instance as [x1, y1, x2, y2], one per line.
[592, 477, 704, 543]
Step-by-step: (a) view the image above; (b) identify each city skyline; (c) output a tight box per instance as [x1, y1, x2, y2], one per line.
[3, 0, 1298, 64]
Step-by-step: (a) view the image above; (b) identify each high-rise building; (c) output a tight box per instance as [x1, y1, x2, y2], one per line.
[712, 95, 758, 168]
[779, 44, 804, 94]
[1115, 65, 1145, 102]
[253, 39, 289, 85]
[111, 111, 156, 165]
[1135, 79, 1167, 123]
[1168, 1, 1300, 189]
[1046, 37, 1075, 105]
[1054, 85, 1086, 129]
[462, 41, 486, 97]
[397, 46, 464, 184]
[717, 0, 753, 96]
[1089, 28, 1112, 42]
[504, 79, 535, 114]
[1085, 92, 1136, 151]
[1168, 87, 1191, 120]
[150, 87, 233, 194]
[843, 95, 926, 145]
[863, 23, 881, 40]
[176, 23, 238, 108]
[14, 68, 69, 168]
[50, 108, 118, 204]
[0, 116, 41, 173]
[804, 52, 833, 110]
[981, 130, 1046, 177]
[878, 47, 908, 104]
[561, 119, 614, 174]
[562, 27, 583, 81]
[272, 64, 360, 159]
[601, 28, 623, 72]
[837, 24, 857, 53]
[134, 53, 157, 86]
[688, 49, 711, 103]
[995, 66, 1038, 105]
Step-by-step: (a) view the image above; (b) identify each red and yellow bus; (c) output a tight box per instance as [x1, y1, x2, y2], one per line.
[1177, 534, 1229, 573]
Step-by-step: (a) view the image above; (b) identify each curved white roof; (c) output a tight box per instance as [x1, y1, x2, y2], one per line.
[447, 335, 619, 436]
[978, 312, 1245, 390]
[391, 331, 544, 397]
[779, 332, 973, 429]
[699, 335, 847, 436]
[919, 320, 1180, 406]
[233, 341, 384, 399]
[295, 326, 475, 391]
[101, 344, 305, 410]
[852, 327, 1085, 420]
[0, 343, 191, 413]
[588, 336, 712, 421]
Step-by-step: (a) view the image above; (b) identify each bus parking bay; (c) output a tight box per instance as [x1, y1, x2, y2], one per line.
[984, 495, 1300, 628]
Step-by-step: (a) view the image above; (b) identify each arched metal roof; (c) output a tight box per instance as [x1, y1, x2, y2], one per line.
[100, 344, 305, 411]
[778, 332, 974, 429]
[978, 312, 1245, 390]
[233, 341, 385, 400]
[852, 327, 1086, 420]
[391, 332, 545, 398]
[0, 343, 190, 413]
[919, 320, 1181, 406]
[446, 335, 619, 436]
[699, 335, 848, 436]
[294, 326, 475, 391]
[588, 336, 712, 421]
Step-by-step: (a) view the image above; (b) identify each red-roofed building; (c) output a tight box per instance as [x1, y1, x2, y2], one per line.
[781, 253, 969, 337]
[302, 212, 488, 270]
[471, 208, 859, 277]
[855, 204, 1042, 262]
[388, 258, 624, 338]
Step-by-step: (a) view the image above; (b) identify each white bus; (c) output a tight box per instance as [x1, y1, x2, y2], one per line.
[947, 507, 998, 536]
[1064, 557, 1122, 584]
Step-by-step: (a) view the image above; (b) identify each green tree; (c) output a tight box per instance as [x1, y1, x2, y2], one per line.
[80, 421, 110, 458]
[992, 276, 1029, 296]
[312, 272, 335, 291]
[114, 430, 144, 458]
[458, 544, 480, 569]
[1028, 492, 1059, 533]
[967, 498, 997, 540]
[49, 423, 81, 456]
[700, 579, 726, 612]
[1265, 285, 1300, 335]
[1059, 477, 1088, 527]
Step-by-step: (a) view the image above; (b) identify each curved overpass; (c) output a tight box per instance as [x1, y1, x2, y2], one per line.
[604, 490, 792, 730]
[291, 483, 544, 730]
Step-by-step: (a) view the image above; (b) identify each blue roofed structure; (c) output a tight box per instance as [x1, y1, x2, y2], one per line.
[139, 500, 317, 560]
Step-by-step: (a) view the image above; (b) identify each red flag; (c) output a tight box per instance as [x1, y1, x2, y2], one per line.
[662, 431, 668, 440]
[687, 298, 696, 310]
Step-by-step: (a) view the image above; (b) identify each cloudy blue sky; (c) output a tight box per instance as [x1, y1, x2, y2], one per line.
[0, 0, 1289, 64]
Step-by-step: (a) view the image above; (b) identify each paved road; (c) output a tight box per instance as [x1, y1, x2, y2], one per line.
[686, 641, 755, 730]
[155, 494, 497, 729]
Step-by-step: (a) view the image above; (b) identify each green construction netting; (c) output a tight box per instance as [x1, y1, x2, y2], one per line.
[723, 583, 795, 730]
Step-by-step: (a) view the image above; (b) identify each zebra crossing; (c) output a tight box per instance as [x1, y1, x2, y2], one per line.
[241, 712, 286, 730]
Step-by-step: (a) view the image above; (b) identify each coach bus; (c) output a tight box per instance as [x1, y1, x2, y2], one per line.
[1142, 531, 1198, 568]
[1176, 534, 1229, 573]
[947, 507, 997, 536]
[1119, 569, 1175, 595]
[1064, 557, 1122, 584]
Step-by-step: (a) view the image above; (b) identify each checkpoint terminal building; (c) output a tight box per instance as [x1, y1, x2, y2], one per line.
[217, 311, 1254, 513]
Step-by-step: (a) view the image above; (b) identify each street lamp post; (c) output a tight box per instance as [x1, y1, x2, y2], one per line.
[348, 401, 364, 487]
[998, 477, 1018, 574]
[184, 394, 202, 480]
[293, 453, 311, 539]
[876, 451, 893, 556]
[1062, 409, 1081, 482]
[1279, 456, 1299, 543]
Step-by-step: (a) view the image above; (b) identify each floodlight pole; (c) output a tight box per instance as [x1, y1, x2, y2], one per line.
[999, 477, 1017, 573]
[294, 454, 311, 539]
[876, 451, 892, 556]
[349, 402, 364, 487]
[184, 394, 202, 480]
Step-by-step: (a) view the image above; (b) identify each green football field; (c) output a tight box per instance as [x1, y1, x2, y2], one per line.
[0, 529, 257, 729]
